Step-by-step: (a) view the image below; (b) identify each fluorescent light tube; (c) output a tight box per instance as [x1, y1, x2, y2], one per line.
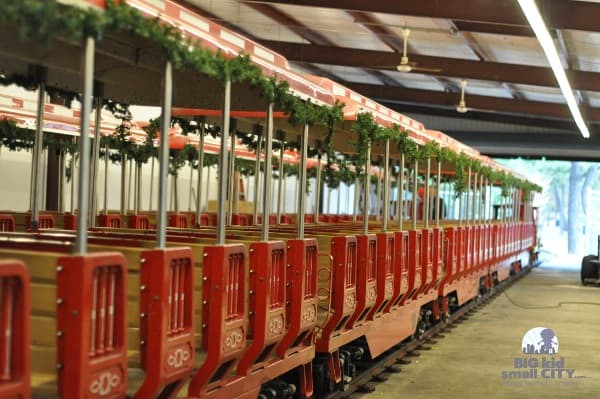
[518, 0, 590, 138]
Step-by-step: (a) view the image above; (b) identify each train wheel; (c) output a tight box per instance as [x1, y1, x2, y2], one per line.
[581, 255, 599, 285]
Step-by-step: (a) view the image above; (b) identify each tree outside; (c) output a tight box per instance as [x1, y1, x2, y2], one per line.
[497, 158, 600, 257]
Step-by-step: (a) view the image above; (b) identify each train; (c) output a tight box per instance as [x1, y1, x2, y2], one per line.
[0, 1, 541, 398]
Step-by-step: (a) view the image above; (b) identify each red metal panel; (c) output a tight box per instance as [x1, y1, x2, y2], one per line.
[168, 213, 188, 228]
[63, 213, 77, 230]
[346, 235, 377, 328]
[0, 215, 15, 233]
[276, 239, 318, 359]
[432, 227, 443, 289]
[188, 244, 246, 397]
[442, 227, 458, 285]
[135, 247, 195, 399]
[318, 236, 357, 344]
[418, 229, 434, 296]
[230, 214, 249, 226]
[407, 230, 422, 301]
[25, 213, 55, 230]
[127, 215, 150, 230]
[388, 231, 408, 310]
[56, 252, 128, 399]
[0, 260, 30, 399]
[237, 241, 287, 374]
[304, 214, 315, 224]
[368, 232, 394, 320]
[98, 214, 122, 228]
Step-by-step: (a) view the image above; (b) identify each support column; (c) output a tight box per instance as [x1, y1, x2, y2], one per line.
[156, 61, 173, 248]
[261, 102, 274, 241]
[297, 126, 308, 239]
[30, 66, 47, 229]
[75, 37, 95, 253]
[382, 139, 390, 231]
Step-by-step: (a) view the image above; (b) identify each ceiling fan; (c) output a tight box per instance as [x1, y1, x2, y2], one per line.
[456, 80, 468, 113]
[374, 27, 442, 74]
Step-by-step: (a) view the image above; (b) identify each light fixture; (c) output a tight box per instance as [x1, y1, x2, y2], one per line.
[518, 0, 590, 138]
[456, 80, 468, 113]
[396, 28, 412, 73]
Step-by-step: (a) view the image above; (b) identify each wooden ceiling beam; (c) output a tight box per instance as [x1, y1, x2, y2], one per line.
[244, 0, 600, 33]
[261, 40, 600, 93]
[344, 81, 600, 122]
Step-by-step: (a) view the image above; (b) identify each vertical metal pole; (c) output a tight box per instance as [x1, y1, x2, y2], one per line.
[382, 139, 390, 231]
[397, 154, 405, 231]
[465, 167, 472, 225]
[128, 158, 133, 211]
[148, 155, 154, 211]
[58, 152, 65, 213]
[277, 139, 285, 223]
[103, 144, 109, 212]
[30, 68, 47, 229]
[297, 126, 308, 239]
[261, 103, 274, 241]
[89, 95, 102, 227]
[424, 157, 431, 228]
[120, 154, 127, 215]
[472, 173, 478, 225]
[315, 151, 322, 223]
[479, 175, 484, 223]
[337, 183, 342, 215]
[362, 142, 371, 235]
[228, 127, 236, 225]
[75, 37, 94, 254]
[156, 61, 173, 248]
[215, 79, 231, 244]
[195, 126, 205, 226]
[188, 157, 194, 212]
[205, 166, 211, 213]
[375, 168, 382, 221]
[412, 160, 418, 230]
[253, 136, 262, 225]
[436, 160, 441, 228]
[353, 177, 359, 222]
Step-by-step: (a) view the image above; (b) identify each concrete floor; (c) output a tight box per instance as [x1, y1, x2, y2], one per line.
[355, 262, 600, 398]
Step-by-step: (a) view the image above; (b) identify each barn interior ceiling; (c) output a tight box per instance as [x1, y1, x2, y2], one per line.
[181, 0, 600, 160]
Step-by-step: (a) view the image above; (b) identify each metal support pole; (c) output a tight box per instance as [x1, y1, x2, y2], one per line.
[120, 154, 127, 215]
[424, 157, 431, 228]
[195, 125, 205, 226]
[412, 160, 418, 231]
[228, 125, 236, 225]
[315, 151, 322, 223]
[103, 144, 109, 212]
[89, 94, 102, 227]
[353, 177, 360, 222]
[472, 173, 478, 225]
[466, 167, 472, 225]
[297, 126, 308, 239]
[30, 68, 47, 229]
[362, 142, 371, 235]
[375, 168, 382, 221]
[253, 135, 262, 225]
[156, 61, 173, 248]
[436, 160, 441, 228]
[75, 37, 94, 254]
[277, 137, 285, 223]
[215, 79, 231, 244]
[382, 139, 390, 231]
[397, 154, 405, 231]
[261, 102, 274, 241]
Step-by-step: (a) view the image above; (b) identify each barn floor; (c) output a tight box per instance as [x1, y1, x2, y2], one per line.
[356, 259, 600, 398]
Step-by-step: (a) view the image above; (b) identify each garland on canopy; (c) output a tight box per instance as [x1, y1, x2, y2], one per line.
[0, 0, 542, 196]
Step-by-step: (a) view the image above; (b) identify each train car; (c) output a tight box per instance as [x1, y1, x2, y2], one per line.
[0, 1, 541, 399]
